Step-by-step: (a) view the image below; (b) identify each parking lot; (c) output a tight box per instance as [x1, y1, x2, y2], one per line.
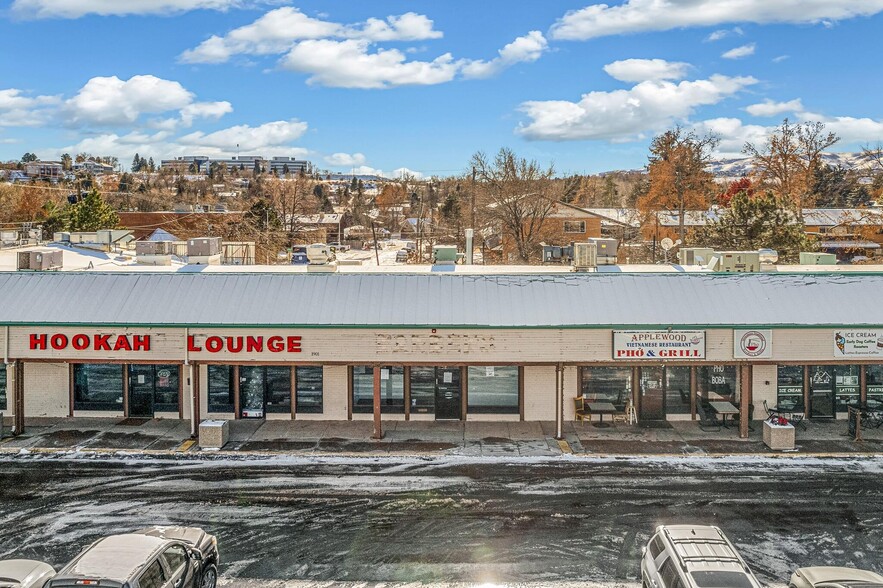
[1, 454, 882, 586]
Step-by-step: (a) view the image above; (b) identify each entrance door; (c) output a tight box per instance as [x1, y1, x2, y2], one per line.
[435, 367, 461, 420]
[128, 365, 155, 418]
[639, 366, 665, 422]
[809, 365, 836, 419]
[239, 366, 266, 418]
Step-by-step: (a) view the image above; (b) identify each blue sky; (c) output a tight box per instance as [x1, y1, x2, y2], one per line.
[1, 0, 883, 176]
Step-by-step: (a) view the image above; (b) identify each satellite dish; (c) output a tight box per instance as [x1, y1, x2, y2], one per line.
[660, 237, 674, 251]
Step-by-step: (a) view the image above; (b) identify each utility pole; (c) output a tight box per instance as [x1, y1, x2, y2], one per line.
[471, 166, 476, 230]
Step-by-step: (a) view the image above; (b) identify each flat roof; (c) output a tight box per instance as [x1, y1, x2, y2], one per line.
[1, 271, 882, 329]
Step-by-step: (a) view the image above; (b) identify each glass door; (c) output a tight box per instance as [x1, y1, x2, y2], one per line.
[128, 365, 155, 418]
[809, 365, 835, 419]
[639, 366, 665, 422]
[239, 366, 266, 418]
[435, 367, 461, 420]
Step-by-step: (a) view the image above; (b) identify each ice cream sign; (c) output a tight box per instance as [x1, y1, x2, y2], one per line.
[834, 330, 883, 357]
[613, 330, 705, 359]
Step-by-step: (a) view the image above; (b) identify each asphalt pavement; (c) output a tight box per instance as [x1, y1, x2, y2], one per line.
[0, 453, 881, 587]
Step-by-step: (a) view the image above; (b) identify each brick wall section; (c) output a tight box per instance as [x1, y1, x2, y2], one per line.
[24, 362, 69, 417]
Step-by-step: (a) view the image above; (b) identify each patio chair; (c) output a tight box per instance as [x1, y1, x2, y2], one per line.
[697, 404, 722, 432]
[763, 400, 780, 419]
[573, 397, 589, 424]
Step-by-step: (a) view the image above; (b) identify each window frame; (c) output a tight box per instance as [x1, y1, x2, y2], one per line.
[295, 366, 324, 414]
[73, 363, 124, 412]
[136, 558, 167, 588]
[563, 220, 587, 234]
[466, 366, 520, 415]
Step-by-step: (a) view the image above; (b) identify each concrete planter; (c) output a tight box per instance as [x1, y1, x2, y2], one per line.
[199, 419, 229, 449]
[763, 420, 795, 450]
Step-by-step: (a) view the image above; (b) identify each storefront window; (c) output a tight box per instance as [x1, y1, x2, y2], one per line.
[295, 367, 323, 414]
[580, 367, 632, 411]
[74, 364, 123, 411]
[207, 365, 235, 413]
[129, 365, 180, 414]
[0, 366, 6, 411]
[834, 365, 860, 412]
[238, 366, 292, 417]
[777, 365, 804, 409]
[409, 367, 436, 414]
[867, 365, 883, 406]
[697, 365, 738, 406]
[352, 366, 404, 414]
[467, 366, 519, 414]
[266, 367, 292, 414]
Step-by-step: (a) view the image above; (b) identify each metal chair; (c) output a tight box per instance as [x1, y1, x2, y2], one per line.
[763, 400, 780, 419]
[697, 404, 722, 432]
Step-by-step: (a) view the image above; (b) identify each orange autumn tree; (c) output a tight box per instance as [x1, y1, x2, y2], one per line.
[638, 128, 719, 244]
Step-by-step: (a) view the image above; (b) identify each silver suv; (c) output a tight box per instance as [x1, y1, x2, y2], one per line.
[790, 567, 883, 588]
[642, 525, 762, 588]
[47, 526, 218, 588]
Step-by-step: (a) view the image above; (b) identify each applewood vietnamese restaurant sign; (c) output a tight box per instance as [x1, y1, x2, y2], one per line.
[613, 330, 705, 360]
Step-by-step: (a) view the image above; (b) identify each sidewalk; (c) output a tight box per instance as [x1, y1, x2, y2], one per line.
[2, 416, 882, 457]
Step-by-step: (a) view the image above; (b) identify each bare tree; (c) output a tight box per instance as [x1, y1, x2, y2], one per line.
[743, 118, 839, 207]
[471, 148, 560, 263]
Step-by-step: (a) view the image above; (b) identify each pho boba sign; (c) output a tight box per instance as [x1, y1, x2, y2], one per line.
[613, 330, 706, 359]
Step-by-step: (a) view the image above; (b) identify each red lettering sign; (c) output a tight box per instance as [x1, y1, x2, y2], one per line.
[27, 332, 153, 353]
[267, 336, 284, 352]
[72, 334, 89, 350]
[287, 336, 302, 353]
[94, 334, 111, 351]
[29, 333, 47, 350]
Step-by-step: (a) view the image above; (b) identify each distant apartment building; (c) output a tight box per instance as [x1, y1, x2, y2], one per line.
[24, 161, 64, 180]
[72, 160, 115, 174]
[160, 155, 311, 175]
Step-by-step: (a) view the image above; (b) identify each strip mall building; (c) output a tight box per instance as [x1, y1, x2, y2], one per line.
[2, 271, 882, 440]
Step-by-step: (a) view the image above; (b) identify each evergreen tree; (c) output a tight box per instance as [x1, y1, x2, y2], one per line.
[66, 189, 119, 232]
[694, 191, 812, 262]
[21, 152, 38, 163]
[131, 153, 141, 172]
[147, 157, 155, 172]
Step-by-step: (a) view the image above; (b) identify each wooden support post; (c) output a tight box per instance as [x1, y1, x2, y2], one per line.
[13, 361, 24, 435]
[739, 364, 751, 440]
[372, 365, 383, 440]
[690, 367, 697, 421]
[188, 363, 198, 438]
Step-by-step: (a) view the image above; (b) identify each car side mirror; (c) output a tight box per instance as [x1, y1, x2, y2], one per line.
[190, 548, 204, 561]
[642, 546, 647, 556]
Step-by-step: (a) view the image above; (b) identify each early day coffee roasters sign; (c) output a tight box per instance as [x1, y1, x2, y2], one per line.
[612, 330, 706, 360]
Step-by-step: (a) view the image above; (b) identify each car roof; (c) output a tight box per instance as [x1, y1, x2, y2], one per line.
[0, 559, 55, 585]
[62, 534, 168, 582]
[796, 567, 883, 587]
[658, 525, 758, 582]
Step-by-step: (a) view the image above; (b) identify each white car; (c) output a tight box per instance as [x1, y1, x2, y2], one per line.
[790, 567, 883, 588]
[0, 559, 55, 588]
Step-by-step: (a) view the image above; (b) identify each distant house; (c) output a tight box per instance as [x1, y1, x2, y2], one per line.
[24, 161, 64, 180]
[803, 208, 883, 261]
[290, 213, 346, 243]
[73, 160, 115, 174]
[501, 201, 603, 262]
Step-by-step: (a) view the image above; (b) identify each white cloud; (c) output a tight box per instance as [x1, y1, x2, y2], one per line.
[11, 0, 258, 19]
[690, 117, 771, 155]
[517, 74, 757, 142]
[602, 58, 690, 83]
[325, 152, 367, 167]
[722, 43, 756, 59]
[0, 88, 60, 127]
[462, 31, 548, 79]
[705, 27, 743, 42]
[180, 8, 442, 64]
[796, 112, 883, 144]
[280, 39, 460, 89]
[64, 75, 232, 129]
[179, 119, 308, 150]
[59, 119, 310, 162]
[745, 98, 803, 117]
[392, 167, 424, 179]
[772, 54, 790, 63]
[550, 0, 883, 40]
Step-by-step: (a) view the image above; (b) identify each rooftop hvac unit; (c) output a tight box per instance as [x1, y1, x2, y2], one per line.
[678, 247, 715, 266]
[432, 245, 461, 265]
[572, 242, 597, 271]
[799, 252, 837, 265]
[135, 241, 172, 256]
[187, 237, 221, 256]
[17, 249, 63, 271]
[707, 251, 760, 273]
[587, 238, 618, 265]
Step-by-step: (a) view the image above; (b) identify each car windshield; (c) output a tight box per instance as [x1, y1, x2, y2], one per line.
[690, 571, 755, 588]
